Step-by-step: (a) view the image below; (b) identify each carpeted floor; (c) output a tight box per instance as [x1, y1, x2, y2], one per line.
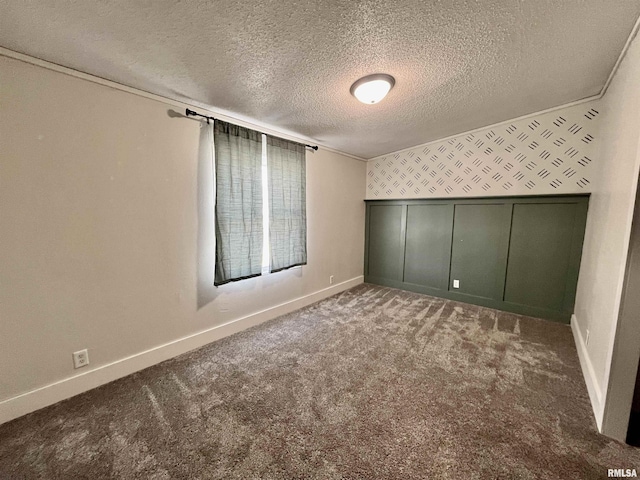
[1, 283, 639, 479]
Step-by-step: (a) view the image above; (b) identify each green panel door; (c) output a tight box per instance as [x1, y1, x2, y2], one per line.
[367, 205, 404, 281]
[449, 204, 511, 299]
[404, 204, 454, 290]
[504, 203, 579, 312]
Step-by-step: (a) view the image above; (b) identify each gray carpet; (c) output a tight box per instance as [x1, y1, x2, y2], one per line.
[1, 283, 639, 479]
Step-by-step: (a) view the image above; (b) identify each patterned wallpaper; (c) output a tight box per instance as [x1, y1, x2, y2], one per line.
[366, 101, 601, 199]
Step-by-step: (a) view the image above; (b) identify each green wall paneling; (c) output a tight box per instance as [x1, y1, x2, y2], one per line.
[364, 195, 589, 323]
[366, 204, 405, 281]
[449, 203, 512, 300]
[504, 203, 581, 311]
[404, 204, 454, 291]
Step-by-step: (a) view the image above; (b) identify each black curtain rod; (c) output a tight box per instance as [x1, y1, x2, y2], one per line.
[185, 108, 319, 151]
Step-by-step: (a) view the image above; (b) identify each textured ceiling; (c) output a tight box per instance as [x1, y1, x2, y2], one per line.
[1, 1, 639, 159]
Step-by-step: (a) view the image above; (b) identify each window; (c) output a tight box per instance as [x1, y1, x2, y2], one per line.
[261, 135, 270, 275]
[213, 120, 306, 286]
[267, 135, 307, 273]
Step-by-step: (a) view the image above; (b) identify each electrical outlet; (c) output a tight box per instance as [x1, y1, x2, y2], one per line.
[453, 279, 460, 289]
[73, 349, 89, 369]
[329, 275, 334, 285]
[219, 298, 229, 313]
[585, 329, 590, 346]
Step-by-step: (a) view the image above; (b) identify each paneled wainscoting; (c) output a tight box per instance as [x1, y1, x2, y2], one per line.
[365, 195, 589, 322]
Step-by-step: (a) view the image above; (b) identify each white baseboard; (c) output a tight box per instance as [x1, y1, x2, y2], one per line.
[571, 313, 604, 430]
[0, 276, 364, 425]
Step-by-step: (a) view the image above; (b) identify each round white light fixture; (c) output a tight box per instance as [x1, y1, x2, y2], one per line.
[350, 74, 395, 105]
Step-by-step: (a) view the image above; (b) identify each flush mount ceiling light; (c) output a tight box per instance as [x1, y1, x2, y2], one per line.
[350, 74, 395, 105]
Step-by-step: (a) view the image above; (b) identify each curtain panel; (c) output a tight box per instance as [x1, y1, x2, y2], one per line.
[267, 136, 307, 272]
[214, 120, 263, 285]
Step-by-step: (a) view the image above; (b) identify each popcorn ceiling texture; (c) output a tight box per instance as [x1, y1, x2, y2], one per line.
[0, 1, 639, 158]
[366, 101, 601, 199]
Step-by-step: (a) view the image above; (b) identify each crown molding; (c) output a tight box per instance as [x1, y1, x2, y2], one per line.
[0, 46, 367, 163]
[366, 94, 601, 162]
[368, 14, 640, 162]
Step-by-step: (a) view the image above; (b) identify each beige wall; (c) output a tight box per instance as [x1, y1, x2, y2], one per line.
[0, 55, 366, 418]
[572, 32, 640, 434]
[602, 182, 640, 440]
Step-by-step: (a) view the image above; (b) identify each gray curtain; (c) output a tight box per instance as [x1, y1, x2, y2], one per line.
[267, 136, 307, 272]
[214, 120, 263, 285]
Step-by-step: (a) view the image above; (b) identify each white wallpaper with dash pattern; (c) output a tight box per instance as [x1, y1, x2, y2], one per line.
[366, 101, 601, 199]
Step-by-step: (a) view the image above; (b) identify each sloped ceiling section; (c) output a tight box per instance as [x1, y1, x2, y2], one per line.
[366, 100, 600, 199]
[0, 1, 638, 158]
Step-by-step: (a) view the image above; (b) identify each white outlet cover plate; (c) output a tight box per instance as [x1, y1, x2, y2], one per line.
[453, 280, 460, 289]
[73, 349, 89, 369]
